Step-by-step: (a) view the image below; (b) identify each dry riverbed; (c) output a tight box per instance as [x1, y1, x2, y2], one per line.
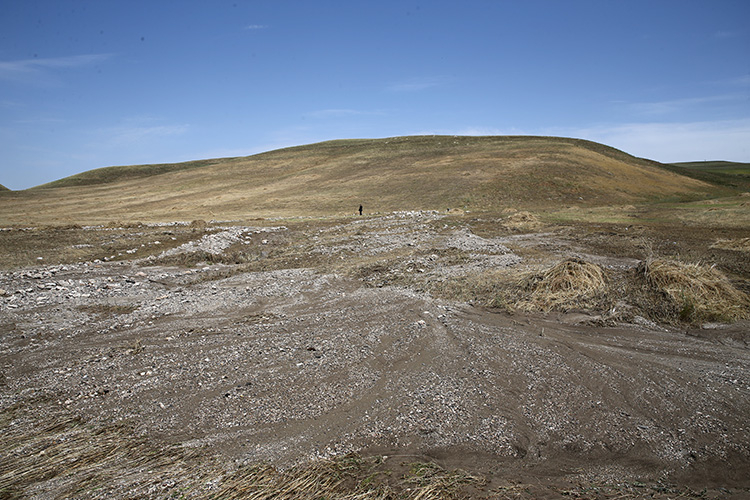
[1, 211, 749, 498]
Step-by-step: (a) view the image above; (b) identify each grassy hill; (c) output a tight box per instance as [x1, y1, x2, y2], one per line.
[0, 135, 725, 225]
[0, 184, 9, 192]
[665, 161, 750, 191]
[33, 157, 241, 189]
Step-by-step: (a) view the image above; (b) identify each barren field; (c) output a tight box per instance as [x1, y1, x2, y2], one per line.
[2, 209, 749, 499]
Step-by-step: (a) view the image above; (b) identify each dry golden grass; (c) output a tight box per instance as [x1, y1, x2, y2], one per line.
[207, 458, 383, 500]
[501, 211, 543, 231]
[433, 256, 749, 324]
[402, 461, 486, 500]
[0, 410, 206, 499]
[0, 136, 719, 226]
[518, 258, 607, 312]
[0, 402, 487, 499]
[428, 259, 608, 314]
[710, 237, 750, 252]
[640, 259, 750, 323]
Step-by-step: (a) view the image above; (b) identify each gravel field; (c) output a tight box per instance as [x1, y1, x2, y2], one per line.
[1, 212, 749, 498]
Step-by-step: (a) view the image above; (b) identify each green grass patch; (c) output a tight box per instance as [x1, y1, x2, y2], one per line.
[664, 161, 750, 191]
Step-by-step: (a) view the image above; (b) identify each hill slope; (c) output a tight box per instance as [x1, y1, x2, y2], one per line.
[33, 157, 241, 189]
[665, 161, 750, 191]
[1, 136, 720, 225]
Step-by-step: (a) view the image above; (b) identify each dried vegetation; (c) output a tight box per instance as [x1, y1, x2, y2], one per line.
[517, 258, 607, 311]
[501, 211, 543, 232]
[639, 258, 750, 323]
[0, 402, 486, 500]
[710, 237, 750, 252]
[431, 255, 749, 325]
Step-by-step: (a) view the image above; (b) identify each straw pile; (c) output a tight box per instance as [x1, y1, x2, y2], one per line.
[502, 211, 543, 231]
[212, 459, 483, 500]
[641, 259, 750, 323]
[0, 408, 212, 499]
[402, 461, 486, 500]
[710, 237, 750, 252]
[519, 258, 607, 311]
[0, 403, 485, 499]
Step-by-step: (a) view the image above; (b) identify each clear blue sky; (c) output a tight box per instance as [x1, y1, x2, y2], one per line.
[1, 0, 749, 190]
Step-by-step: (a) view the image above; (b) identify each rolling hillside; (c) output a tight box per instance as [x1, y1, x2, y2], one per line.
[665, 161, 750, 191]
[0, 136, 722, 225]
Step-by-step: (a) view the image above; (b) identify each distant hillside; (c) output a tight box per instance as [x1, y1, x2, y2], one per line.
[0, 136, 723, 225]
[665, 161, 750, 191]
[33, 158, 240, 189]
[0, 184, 9, 192]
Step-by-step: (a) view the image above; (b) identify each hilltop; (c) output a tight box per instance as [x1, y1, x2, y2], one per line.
[0, 135, 721, 225]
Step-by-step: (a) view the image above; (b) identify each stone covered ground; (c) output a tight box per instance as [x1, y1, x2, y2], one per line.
[1, 211, 749, 498]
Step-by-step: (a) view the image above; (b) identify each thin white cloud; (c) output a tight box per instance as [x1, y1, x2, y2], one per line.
[558, 119, 750, 162]
[307, 108, 386, 118]
[726, 74, 750, 86]
[428, 120, 750, 162]
[14, 117, 68, 125]
[626, 94, 740, 116]
[244, 24, 268, 30]
[0, 99, 24, 109]
[714, 30, 740, 39]
[100, 123, 190, 147]
[386, 77, 445, 92]
[0, 54, 112, 83]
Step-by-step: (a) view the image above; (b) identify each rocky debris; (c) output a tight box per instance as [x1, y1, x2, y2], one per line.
[154, 225, 287, 258]
[443, 227, 512, 254]
[1, 211, 749, 494]
[312, 212, 443, 257]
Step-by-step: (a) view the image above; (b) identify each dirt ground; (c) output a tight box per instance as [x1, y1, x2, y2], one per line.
[1, 211, 749, 498]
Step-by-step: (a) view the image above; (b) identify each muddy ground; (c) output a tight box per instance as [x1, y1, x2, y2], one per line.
[1, 211, 749, 499]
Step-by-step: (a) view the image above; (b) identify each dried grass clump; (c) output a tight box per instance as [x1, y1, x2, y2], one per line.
[519, 258, 607, 311]
[0, 411, 209, 499]
[1, 400, 485, 499]
[641, 259, 750, 323]
[502, 211, 542, 231]
[428, 268, 518, 311]
[403, 461, 486, 500]
[209, 456, 388, 500]
[189, 219, 208, 230]
[710, 238, 750, 252]
[212, 458, 484, 500]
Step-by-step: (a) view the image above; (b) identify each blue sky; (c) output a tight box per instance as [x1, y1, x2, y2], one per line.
[1, 0, 749, 190]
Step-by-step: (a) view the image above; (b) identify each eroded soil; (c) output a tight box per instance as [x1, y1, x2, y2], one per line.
[1, 212, 749, 498]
